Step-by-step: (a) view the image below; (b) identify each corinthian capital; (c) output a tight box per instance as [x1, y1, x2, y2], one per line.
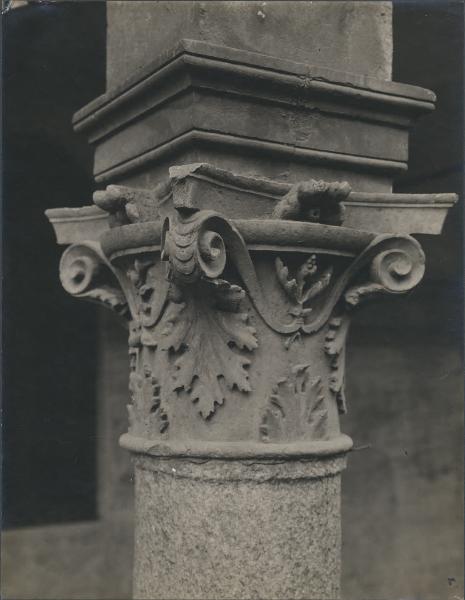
[47, 163, 456, 462]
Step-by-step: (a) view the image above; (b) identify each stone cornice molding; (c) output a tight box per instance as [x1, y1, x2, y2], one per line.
[46, 163, 457, 247]
[90, 132, 409, 184]
[70, 40, 437, 184]
[74, 39, 435, 136]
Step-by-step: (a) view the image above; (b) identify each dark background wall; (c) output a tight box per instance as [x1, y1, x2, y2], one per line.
[342, 2, 463, 598]
[1, 2, 463, 599]
[3, 1, 106, 527]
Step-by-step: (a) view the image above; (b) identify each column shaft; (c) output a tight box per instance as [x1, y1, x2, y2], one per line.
[133, 456, 345, 599]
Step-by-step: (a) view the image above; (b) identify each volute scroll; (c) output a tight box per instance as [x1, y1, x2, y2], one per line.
[59, 240, 129, 318]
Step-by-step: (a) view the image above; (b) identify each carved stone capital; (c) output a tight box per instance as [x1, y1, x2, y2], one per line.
[46, 163, 452, 464]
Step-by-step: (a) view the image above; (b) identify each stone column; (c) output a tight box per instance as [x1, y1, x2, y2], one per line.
[46, 3, 457, 599]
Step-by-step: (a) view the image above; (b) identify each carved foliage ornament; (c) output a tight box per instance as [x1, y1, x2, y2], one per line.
[260, 364, 328, 443]
[325, 315, 350, 414]
[128, 354, 169, 435]
[158, 279, 258, 419]
[161, 211, 425, 335]
[58, 186, 427, 425]
[59, 209, 426, 339]
[275, 255, 333, 322]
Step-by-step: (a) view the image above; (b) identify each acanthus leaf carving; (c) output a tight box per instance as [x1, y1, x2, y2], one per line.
[159, 280, 258, 419]
[126, 256, 156, 319]
[260, 364, 328, 442]
[128, 364, 169, 435]
[116, 200, 427, 428]
[114, 251, 172, 334]
[128, 325, 170, 436]
[324, 316, 350, 414]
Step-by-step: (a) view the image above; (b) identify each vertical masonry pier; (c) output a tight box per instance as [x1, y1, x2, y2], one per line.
[46, 3, 457, 598]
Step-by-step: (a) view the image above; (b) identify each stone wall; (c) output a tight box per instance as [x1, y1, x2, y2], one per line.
[106, 1, 392, 88]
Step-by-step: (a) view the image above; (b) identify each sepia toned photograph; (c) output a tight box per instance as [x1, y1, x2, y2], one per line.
[1, 1, 463, 599]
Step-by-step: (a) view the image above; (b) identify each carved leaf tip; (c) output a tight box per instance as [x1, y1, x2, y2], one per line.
[324, 316, 350, 414]
[275, 257, 299, 301]
[260, 365, 328, 443]
[159, 288, 258, 419]
[275, 255, 333, 326]
[210, 279, 246, 312]
[302, 266, 333, 303]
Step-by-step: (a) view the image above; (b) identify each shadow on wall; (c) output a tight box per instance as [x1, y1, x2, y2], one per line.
[342, 2, 463, 599]
[3, 1, 106, 528]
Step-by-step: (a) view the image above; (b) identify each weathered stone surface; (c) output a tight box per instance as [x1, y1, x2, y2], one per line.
[106, 1, 393, 88]
[47, 158, 455, 598]
[46, 166, 455, 247]
[74, 38, 434, 191]
[45, 206, 108, 245]
[133, 455, 345, 600]
[44, 3, 459, 598]
[53, 165, 433, 451]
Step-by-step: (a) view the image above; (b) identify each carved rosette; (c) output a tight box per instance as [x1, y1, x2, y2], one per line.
[54, 166, 431, 460]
